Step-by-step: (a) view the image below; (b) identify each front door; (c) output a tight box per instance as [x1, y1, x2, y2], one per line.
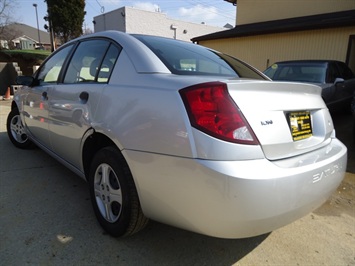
[23, 44, 74, 148]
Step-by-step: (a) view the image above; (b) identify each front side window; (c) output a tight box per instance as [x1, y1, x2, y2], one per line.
[37, 44, 74, 85]
[336, 62, 355, 80]
[326, 63, 340, 83]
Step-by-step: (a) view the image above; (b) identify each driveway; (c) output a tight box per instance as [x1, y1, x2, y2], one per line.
[0, 99, 354, 265]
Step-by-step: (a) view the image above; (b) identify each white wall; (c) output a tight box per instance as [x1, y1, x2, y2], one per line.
[93, 6, 226, 42]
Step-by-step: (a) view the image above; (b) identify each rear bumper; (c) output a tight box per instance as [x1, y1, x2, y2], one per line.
[124, 138, 347, 238]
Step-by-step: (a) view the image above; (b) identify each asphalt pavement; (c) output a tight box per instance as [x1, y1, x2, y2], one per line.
[0, 99, 354, 265]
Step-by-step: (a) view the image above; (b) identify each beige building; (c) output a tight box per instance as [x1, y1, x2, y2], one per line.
[192, 0, 355, 72]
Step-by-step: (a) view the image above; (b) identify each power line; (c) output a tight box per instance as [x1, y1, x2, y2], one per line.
[95, 0, 105, 13]
[187, 0, 236, 20]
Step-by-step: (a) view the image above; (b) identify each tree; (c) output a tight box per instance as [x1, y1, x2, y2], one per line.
[45, 0, 85, 43]
[82, 25, 94, 36]
[1, 24, 21, 49]
[0, 1, 7, 23]
[0, 0, 16, 47]
[0, 0, 13, 28]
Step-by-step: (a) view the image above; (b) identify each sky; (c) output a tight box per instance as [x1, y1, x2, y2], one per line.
[13, 0, 236, 32]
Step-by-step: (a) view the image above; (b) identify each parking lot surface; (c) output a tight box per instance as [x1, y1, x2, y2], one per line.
[0, 99, 354, 265]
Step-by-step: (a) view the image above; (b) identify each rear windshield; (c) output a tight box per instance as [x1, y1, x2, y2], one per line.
[133, 34, 265, 80]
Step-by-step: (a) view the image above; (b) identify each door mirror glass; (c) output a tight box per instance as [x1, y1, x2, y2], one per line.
[16, 76, 35, 86]
[334, 77, 345, 85]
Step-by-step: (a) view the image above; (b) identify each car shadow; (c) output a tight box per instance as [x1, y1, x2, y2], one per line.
[122, 222, 270, 265]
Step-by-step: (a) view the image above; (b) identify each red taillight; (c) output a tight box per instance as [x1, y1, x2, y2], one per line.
[180, 82, 259, 145]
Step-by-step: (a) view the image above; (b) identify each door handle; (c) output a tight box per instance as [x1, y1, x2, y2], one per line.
[79, 91, 89, 103]
[42, 91, 48, 101]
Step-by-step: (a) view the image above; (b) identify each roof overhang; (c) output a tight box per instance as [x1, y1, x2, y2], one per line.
[223, 0, 237, 5]
[12, 35, 37, 42]
[192, 9, 355, 42]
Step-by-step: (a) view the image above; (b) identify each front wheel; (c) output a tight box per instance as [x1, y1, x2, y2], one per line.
[89, 146, 148, 237]
[6, 108, 33, 149]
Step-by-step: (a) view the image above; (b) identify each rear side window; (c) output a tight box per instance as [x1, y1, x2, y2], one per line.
[134, 35, 265, 79]
[64, 39, 120, 84]
[98, 45, 120, 82]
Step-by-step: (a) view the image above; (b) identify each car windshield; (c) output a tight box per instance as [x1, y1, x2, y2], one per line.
[264, 63, 326, 83]
[133, 34, 265, 80]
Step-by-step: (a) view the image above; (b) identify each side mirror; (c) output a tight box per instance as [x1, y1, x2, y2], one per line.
[334, 77, 345, 85]
[16, 76, 36, 86]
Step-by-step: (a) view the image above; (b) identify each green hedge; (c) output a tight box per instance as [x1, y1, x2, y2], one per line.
[1, 50, 51, 61]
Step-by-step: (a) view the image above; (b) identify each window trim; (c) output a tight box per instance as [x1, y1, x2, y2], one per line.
[34, 37, 122, 86]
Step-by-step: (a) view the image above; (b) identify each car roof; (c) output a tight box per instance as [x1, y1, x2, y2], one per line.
[271, 60, 343, 65]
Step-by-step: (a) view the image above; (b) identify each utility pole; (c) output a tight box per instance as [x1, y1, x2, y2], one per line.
[44, 15, 56, 52]
[33, 3, 41, 48]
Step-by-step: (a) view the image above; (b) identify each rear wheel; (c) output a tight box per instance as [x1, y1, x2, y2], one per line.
[89, 146, 148, 237]
[6, 108, 33, 149]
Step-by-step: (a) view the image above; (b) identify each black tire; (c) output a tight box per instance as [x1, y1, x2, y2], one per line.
[6, 108, 33, 149]
[89, 146, 148, 237]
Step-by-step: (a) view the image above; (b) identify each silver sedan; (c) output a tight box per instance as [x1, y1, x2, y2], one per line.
[7, 31, 347, 238]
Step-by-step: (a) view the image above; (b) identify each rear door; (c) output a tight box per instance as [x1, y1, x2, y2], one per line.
[47, 39, 121, 168]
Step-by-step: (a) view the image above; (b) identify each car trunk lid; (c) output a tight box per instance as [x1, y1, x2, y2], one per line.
[226, 80, 334, 160]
